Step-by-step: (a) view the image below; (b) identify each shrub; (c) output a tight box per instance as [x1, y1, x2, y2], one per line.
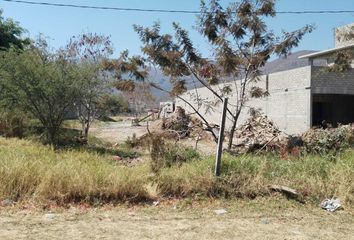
[124, 133, 139, 149]
[149, 134, 199, 173]
[0, 109, 27, 138]
[302, 125, 354, 154]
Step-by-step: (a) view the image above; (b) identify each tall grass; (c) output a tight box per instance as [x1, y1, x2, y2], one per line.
[0, 137, 150, 204]
[1, 137, 353, 205]
[156, 152, 354, 204]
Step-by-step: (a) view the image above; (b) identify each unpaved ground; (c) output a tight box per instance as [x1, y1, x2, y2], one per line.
[90, 121, 148, 144]
[90, 120, 217, 154]
[1, 199, 353, 240]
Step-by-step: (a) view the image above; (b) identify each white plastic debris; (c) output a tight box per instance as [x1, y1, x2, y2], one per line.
[214, 209, 228, 215]
[320, 198, 342, 212]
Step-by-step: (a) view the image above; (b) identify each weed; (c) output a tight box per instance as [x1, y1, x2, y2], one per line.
[148, 134, 199, 173]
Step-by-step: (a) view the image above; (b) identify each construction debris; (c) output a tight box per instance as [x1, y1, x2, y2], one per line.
[162, 106, 191, 138]
[234, 114, 286, 153]
[270, 185, 302, 202]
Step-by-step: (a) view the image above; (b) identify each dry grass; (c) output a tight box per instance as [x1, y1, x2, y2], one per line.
[0, 137, 353, 206]
[0, 137, 151, 204]
[156, 151, 354, 204]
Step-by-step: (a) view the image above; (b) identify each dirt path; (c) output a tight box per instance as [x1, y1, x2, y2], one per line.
[1, 200, 353, 240]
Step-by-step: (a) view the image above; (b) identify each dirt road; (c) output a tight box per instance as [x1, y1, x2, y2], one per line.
[1, 200, 353, 240]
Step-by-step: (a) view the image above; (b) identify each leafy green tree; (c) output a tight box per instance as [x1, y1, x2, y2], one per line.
[97, 94, 130, 116]
[0, 9, 30, 50]
[0, 40, 79, 145]
[105, 50, 149, 115]
[134, 0, 313, 150]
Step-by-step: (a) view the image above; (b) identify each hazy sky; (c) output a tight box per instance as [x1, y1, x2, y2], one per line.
[1, 0, 354, 57]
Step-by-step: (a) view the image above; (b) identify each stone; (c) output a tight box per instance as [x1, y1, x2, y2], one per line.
[112, 155, 122, 161]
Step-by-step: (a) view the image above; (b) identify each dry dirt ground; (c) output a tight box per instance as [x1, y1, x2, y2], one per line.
[1, 198, 353, 240]
[90, 121, 148, 145]
[90, 120, 217, 154]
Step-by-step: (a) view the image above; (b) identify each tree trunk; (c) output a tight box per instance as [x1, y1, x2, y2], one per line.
[46, 127, 58, 147]
[83, 123, 90, 139]
[227, 110, 241, 151]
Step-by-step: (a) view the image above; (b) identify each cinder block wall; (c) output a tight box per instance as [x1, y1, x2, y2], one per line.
[311, 67, 354, 94]
[176, 66, 312, 134]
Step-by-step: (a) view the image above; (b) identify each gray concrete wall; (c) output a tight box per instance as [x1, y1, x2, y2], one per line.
[176, 66, 312, 134]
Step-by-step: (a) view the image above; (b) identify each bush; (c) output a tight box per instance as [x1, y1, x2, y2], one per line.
[124, 133, 139, 149]
[97, 94, 130, 116]
[302, 125, 354, 154]
[0, 109, 27, 138]
[149, 134, 199, 173]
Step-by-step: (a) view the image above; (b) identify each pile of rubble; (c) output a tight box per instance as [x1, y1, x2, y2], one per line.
[147, 107, 193, 139]
[162, 107, 191, 138]
[234, 114, 286, 152]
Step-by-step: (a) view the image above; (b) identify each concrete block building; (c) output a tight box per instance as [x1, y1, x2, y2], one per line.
[176, 23, 354, 134]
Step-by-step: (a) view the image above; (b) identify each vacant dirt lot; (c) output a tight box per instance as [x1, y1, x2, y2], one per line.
[90, 121, 148, 144]
[90, 120, 217, 154]
[1, 199, 353, 240]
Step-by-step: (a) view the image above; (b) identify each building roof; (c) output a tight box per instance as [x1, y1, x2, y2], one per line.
[299, 44, 354, 59]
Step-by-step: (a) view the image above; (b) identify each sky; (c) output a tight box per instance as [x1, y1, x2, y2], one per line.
[1, 0, 354, 58]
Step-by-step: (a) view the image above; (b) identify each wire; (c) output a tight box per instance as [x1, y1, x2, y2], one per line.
[2, 0, 354, 15]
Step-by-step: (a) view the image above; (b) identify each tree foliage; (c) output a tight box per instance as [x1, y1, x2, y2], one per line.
[0, 9, 30, 50]
[330, 26, 354, 72]
[97, 94, 130, 116]
[134, 0, 313, 149]
[0, 40, 79, 145]
[64, 33, 114, 138]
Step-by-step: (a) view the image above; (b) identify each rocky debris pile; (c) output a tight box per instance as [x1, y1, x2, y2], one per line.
[162, 107, 191, 138]
[234, 114, 286, 153]
[147, 106, 206, 140]
[147, 107, 192, 139]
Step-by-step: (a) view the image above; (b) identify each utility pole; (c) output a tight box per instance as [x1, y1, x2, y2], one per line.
[215, 98, 228, 177]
